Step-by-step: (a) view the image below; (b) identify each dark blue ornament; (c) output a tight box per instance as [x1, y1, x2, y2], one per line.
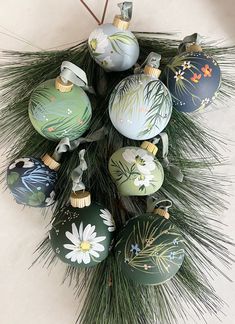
[163, 52, 221, 113]
[7, 157, 57, 207]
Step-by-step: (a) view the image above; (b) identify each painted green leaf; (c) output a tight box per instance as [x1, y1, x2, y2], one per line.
[28, 191, 45, 206]
[7, 172, 19, 186]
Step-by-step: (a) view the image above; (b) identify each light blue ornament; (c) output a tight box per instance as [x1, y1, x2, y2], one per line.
[109, 53, 173, 140]
[88, 2, 139, 71]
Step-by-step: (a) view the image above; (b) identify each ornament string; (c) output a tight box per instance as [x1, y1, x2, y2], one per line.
[147, 196, 172, 219]
[134, 52, 161, 74]
[60, 61, 94, 94]
[153, 132, 184, 182]
[52, 127, 107, 162]
[71, 149, 87, 192]
[52, 127, 107, 161]
[118, 2, 133, 21]
[178, 33, 202, 53]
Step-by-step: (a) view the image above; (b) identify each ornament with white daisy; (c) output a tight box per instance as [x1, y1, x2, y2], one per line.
[49, 150, 115, 268]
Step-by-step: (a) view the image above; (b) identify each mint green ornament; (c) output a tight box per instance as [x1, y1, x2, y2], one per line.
[108, 141, 164, 196]
[115, 200, 185, 285]
[28, 62, 92, 141]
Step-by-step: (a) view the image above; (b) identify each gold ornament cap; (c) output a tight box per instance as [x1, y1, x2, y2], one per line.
[70, 191, 91, 208]
[55, 76, 73, 92]
[186, 44, 202, 52]
[153, 207, 170, 219]
[41, 154, 60, 171]
[141, 141, 158, 156]
[144, 65, 161, 78]
[113, 15, 130, 30]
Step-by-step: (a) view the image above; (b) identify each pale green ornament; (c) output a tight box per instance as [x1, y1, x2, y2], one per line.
[108, 141, 164, 196]
[28, 62, 92, 141]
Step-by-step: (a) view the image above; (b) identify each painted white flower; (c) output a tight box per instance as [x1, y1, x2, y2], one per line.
[64, 222, 106, 264]
[134, 174, 154, 187]
[100, 56, 114, 68]
[88, 28, 109, 54]
[100, 209, 115, 232]
[174, 70, 185, 81]
[181, 61, 191, 70]
[201, 98, 210, 105]
[45, 191, 55, 206]
[122, 149, 156, 175]
[9, 157, 34, 170]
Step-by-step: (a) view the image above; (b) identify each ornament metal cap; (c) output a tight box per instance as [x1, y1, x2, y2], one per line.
[113, 15, 130, 30]
[70, 191, 91, 208]
[179, 33, 203, 53]
[186, 44, 202, 52]
[55, 76, 73, 92]
[41, 154, 60, 171]
[144, 65, 161, 78]
[141, 141, 158, 156]
[153, 208, 170, 219]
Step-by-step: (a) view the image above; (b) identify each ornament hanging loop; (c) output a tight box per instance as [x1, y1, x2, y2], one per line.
[147, 196, 172, 219]
[152, 132, 184, 182]
[70, 149, 91, 208]
[179, 33, 203, 53]
[56, 61, 94, 94]
[135, 52, 161, 78]
[118, 2, 133, 21]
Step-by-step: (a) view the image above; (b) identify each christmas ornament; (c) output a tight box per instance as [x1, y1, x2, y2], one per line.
[109, 140, 164, 196]
[88, 2, 139, 71]
[49, 150, 115, 267]
[115, 199, 185, 285]
[163, 33, 221, 113]
[7, 154, 59, 207]
[28, 61, 92, 141]
[109, 53, 172, 140]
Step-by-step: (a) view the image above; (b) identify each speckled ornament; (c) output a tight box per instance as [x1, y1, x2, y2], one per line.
[49, 204, 115, 268]
[108, 142, 164, 196]
[163, 50, 221, 113]
[28, 78, 92, 141]
[7, 156, 58, 207]
[115, 213, 185, 285]
[88, 17, 139, 71]
[109, 70, 172, 140]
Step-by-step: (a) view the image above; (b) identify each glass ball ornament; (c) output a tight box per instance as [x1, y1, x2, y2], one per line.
[115, 212, 185, 285]
[88, 15, 139, 71]
[28, 76, 92, 141]
[7, 154, 59, 207]
[109, 141, 164, 196]
[163, 42, 221, 113]
[49, 192, 115, 268]
[109, 64, 172, 140]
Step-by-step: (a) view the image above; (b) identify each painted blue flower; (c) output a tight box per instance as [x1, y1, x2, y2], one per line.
[130, 244, 141, 255]
[169, 251, 175, 260]
[173, 238, 178, 245]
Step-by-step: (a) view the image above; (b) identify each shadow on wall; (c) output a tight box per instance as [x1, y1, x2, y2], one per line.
[207, 0, 235, 41]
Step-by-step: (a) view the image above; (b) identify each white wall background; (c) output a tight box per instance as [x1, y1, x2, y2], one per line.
[0, 1, 234, 323]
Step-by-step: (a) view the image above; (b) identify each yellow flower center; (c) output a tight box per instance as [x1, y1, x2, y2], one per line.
[135, 155, 145, 166]
[80, 241, 91, 252]
[139, 174, 145, 180]
[90, 39, 97, 51]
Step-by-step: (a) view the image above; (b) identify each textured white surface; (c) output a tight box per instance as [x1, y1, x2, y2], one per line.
[0, 0, 234, 323]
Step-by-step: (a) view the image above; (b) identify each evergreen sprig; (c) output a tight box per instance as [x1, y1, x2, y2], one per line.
[0, 33, 234, 324]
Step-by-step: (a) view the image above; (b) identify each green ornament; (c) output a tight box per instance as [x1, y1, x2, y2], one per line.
[28, 76, 92, 141]
[115, 212, 185, 285]
[108, 141, 164, 196]
[49, 200, 115, 268]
